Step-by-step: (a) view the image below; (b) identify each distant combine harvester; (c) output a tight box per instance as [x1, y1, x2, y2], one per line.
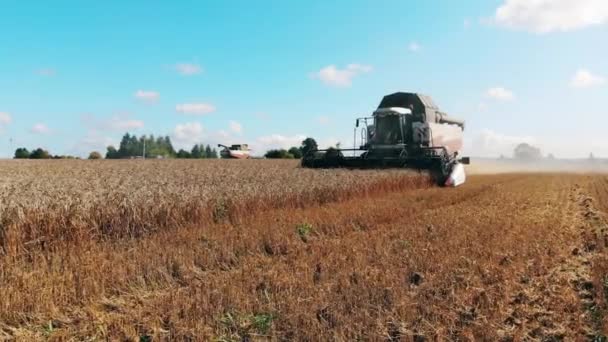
[218, 144, 251, 159]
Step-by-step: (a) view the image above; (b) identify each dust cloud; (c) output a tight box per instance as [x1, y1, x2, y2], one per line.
[466, 158, 608, 175]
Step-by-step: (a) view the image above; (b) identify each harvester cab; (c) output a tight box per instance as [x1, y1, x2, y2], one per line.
[302, 92, 470, 186]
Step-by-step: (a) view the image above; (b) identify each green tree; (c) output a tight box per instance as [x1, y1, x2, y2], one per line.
[210, 147, 218, 159]
[29, 148, 51, 159]
[191, 144, 203, 158]
[300, 137, 318, 157]
[176, 149, 191, 158]
[205, 144, 213, 158]
[117, 133, 131, 158]
[288, 146, 302, 159]
[14, 148, 30, 159]
[163, 136, 175, 156]
[106, 146, 119, 159]
[128, 134, 139, 156]
[88, 151, 102, 160]
[111, 133, 176, 158]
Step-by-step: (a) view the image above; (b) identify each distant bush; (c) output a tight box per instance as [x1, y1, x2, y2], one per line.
[288, 147, 303, 159]
[265, 149, 294, 159]
[176, 149, 192, 158]
[514, 143, 541, 161]
[52, 155, 78, 159]
[29, 148, 51, 159]
[14, 148, 30, 159]
[88, 151, 102, 160]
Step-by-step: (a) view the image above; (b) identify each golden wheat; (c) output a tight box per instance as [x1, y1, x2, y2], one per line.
[0, 159, 429, 256]
[1, 161, 606, 340]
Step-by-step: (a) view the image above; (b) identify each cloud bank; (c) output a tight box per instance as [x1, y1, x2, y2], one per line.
[495, 0, 608, 33]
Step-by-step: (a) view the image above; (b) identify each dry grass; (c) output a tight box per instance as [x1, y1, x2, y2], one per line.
[0, 159, 429, 256]
[1, 160, 607, 340]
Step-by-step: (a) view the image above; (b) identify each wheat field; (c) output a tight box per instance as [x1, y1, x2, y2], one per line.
[0, 160, 429, 255]
[1, 160, 607, 340]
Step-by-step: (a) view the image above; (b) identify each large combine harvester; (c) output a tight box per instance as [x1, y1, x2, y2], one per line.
[302, 92, 469, 186]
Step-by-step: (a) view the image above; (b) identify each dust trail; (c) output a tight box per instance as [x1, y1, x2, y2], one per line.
[466, 158, 608, 175]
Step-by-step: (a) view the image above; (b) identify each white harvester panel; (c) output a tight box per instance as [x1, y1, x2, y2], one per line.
[445, 163, 466, 187]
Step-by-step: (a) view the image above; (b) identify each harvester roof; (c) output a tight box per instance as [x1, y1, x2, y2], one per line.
[377, 92, 437, 114]
[378, 92, 464, 129]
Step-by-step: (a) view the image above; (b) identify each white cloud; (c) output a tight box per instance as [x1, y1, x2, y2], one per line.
[30, 123, 51, 134]
[109, 119, 144, 131]
[319, 137, 345, 149]
[82, 114, 144, 132]
[134, 90, 160, 102]
[486, 87, 515, 101]
[570, 69, 605, 88]
[408, 41, 421, 52]
[252, 134, 306, 154]
[478, 102, 488, 112]
[0, 112, 11, 126]
[217, 129, 230, 138]
[176, 103, 216, 115]
[171, 122, 238, 150]
[464, 18, 472, 28]
[175, 63, 203, 75]
[468, 129, 537, 157]
[37, 68, 56, 76]
[495, 0, 608, 33]
[318, 116, 330, 125]
[229, 120, 242, 134]
[74, 114, 143, 157]
[70, 131, 116, 157]
[312, 63, 373, 87]
[172, 122, 205, 148]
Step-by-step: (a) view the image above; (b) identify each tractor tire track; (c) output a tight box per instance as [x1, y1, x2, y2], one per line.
[499, 179, 607, 340]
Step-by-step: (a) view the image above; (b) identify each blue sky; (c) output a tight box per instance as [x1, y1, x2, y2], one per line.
[0, 0, 606, 157]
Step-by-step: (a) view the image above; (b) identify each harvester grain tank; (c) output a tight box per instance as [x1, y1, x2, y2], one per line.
[218, 144, 251, 159]
[301, 92, 469, 186]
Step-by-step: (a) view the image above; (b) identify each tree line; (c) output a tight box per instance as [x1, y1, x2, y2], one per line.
[106, 133, 176, 159]
[264, 138, 318, 159]
[14, 147, 79, 159]
[175, 144, 219, 159]
[105, 133, 218, 159]
[13, 135, 320, 160]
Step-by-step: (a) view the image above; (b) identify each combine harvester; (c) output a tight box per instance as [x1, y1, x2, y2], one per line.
[218, 144, 251, 159]
[302, 92, 469, 186]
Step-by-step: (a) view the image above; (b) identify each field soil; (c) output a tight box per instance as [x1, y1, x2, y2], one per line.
[1, 161, 608, 340]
